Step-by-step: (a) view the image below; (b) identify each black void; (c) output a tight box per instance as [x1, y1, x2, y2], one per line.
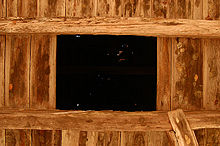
[56, 35, 157, 111]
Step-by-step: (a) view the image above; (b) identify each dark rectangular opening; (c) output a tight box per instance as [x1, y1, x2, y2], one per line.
[56, 35, 157, 111]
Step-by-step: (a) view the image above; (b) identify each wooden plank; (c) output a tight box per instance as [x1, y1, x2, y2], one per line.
[1, 18, 220, 38]
[0, 109, 219, 131]
[193, 0, 203, 19]
[203, 39, 220, 110]
[5, 35, 30, 108]
[203, 0, 220, 20]
[171, 38, 203, 110]
[121, 131, 169, 146]
[168, 109, 199, 146]
[66, 0, 96, 17]
[0, 0, 6, 17]
[157, 37, 171, 111]
[0, 130, 5, 146]
[7, 0, 17, 17]
[202, 38, 220, 146]
[5, 129, 31, 146]
[0, 35, 5, 107]
[30, 34, 59, 145]
[38, 0, 65, 17]
[175, 0, 194, 19]
[121, 0, 142, 17]
[152, 0, 168, 18]
[30, 35, 56, 109]
[166, 131, 178, 146]
[86, 131, 120, 146]
[62, 130, 80, 146]
[17, 1, 38, 18]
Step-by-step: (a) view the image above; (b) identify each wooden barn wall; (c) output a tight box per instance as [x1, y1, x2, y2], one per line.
[0, 0, 219, 146]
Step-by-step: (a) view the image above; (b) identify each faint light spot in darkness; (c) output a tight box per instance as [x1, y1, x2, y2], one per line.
[75, 35, 80, 38]
[77, 104, 79, 107]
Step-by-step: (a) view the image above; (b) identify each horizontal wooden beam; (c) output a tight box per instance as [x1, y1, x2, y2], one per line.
[0, 108, 219, 131]
[0, 17, 220, 37]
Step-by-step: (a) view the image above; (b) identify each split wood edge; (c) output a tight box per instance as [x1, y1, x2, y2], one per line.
[168, 109, 199, 146]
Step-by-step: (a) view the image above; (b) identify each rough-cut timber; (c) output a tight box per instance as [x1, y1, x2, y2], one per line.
[0, 130, 5, 146]
[0, 35, 5, 107]
[203, 0, 220, 20]
[168, 109, 199, 146]
[203, 39, 220, 110]
[17, 1, 38, 18]
[0, 0, 6, 17]
[121, 131, 169, 146]
[166, 131, 178, 146]
[30, 35, 56, 109]
[157, 37, 171, 110]
[38, 0, 65, 17]
[0, 18, 220, 38]
[31, 130, 61, 146]
[6, 0, 17, 17]
[171, 38, 203, 110]
[5, 35, 30, 108]
[62, 130, 80, 146]
[0, 109, 219, 131]
[5, 129, 31, 146]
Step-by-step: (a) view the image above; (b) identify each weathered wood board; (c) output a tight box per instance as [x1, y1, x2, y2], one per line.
[5, 35, 30, 108]
[203, 0, 220, 20]
[17, 1, 38, 18]
[0, 35, 5, 107]
[171, 38, 203, 110]
[5, 129, 31, 146]
[168, 109, 199, 146]
[0, 0, 6, 17]
[203, 39, 220, 110]
[157, 37, 172, 111]
[38, 0, 65, 17]
[30, 35, 56, 109]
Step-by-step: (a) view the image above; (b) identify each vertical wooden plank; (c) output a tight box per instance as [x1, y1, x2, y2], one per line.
[193, 0, 203, 19]
[6, 129, 31, 146]
[121, 131, 169, 146]
[17, 0, 38, 18]
[5, 35, 30, 108]
[121, 0, 141, 17]
[0, 130, 5, 146]
[30, 35, 60, 146]
[87, 132, 120, 146]
[62, 130, 80, 146]
[96, 0, 113, 17]
[203, 39, 220, 110]
[66, 0, 96, 17]
[157, 37, 171, 111]
[7, 0, 17, 17]
[139, 0, 151, 17]
[30, 35, 56, 109]
[203, 0, 219, 20]
[38, 0, 65, 17]
[175, 0, 193, 19]
[152, 0, 168, 18]
[171, 38, 203, 110]
[0, 0, 6, 17]
[0, 35, 5, 107]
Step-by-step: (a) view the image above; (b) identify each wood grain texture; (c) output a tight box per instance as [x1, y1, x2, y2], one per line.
[168, 109, 199, 146]
[193, 0, 203, 19]
[171, 38, 203, 110]
[0, 109, 219, 131]
[157, 37, 171, 111]
[66, 0, 96, 17]
[5, 129, 31, 146]
[7, 0, 17, 17]
[30, 35, 56, 109]
[5, 35, 30, 108]
[0, 130, 5, 146]
[1, 18, 220, 38]
[0, 0, 6, 17]
[0, 35, 5, 107]
[203, 0, 220, 20]
[62, 130, 80, 146]
[31, 130, 61, 146]
[38, 0, 65, 17]
[17, 0, 38, 18]
[121, 0, 141, 17]
[166, 131, 178, 146]
[121, 131, 169, 146]
[203, 39, 220, 110]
